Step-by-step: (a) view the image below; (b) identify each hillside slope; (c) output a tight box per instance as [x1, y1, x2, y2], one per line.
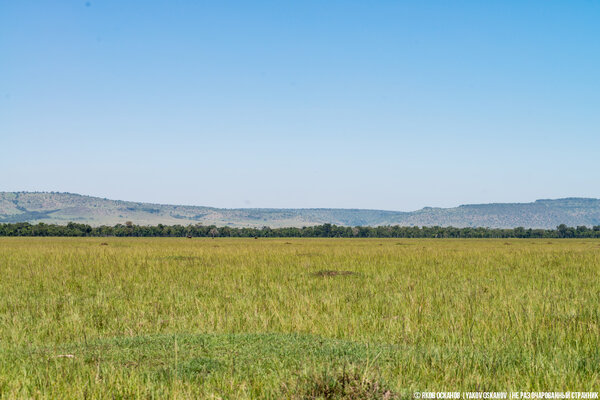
[1, 192, 599, 228]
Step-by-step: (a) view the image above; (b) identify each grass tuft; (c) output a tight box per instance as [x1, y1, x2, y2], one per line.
[290, 366, 398, 400]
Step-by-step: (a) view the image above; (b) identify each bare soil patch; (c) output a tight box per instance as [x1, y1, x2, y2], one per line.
[312, 270, 357, 277]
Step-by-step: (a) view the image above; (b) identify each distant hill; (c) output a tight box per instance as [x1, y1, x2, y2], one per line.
[1, 192, 599, 228]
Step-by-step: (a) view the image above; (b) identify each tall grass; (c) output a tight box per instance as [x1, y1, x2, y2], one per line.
[0, 238, 599, 398]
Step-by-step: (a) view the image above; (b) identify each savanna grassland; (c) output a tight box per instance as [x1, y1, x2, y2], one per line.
[0, 238, 599, 399]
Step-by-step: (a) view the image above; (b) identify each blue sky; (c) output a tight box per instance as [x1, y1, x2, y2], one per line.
[2, 1, 599, 210]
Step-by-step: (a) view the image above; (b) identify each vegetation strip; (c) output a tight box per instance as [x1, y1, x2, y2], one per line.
[1, 222, 600, 238]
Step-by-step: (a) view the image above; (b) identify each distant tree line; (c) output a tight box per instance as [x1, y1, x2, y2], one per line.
[1, 222, 600, 238]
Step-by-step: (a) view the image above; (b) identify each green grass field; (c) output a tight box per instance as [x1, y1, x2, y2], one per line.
[1, 238, 599, 399]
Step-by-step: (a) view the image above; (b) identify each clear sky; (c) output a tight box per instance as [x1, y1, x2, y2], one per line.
[2, 1, 599, 210]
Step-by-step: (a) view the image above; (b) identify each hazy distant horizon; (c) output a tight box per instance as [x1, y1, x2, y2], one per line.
[2, 190, 599, 214]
